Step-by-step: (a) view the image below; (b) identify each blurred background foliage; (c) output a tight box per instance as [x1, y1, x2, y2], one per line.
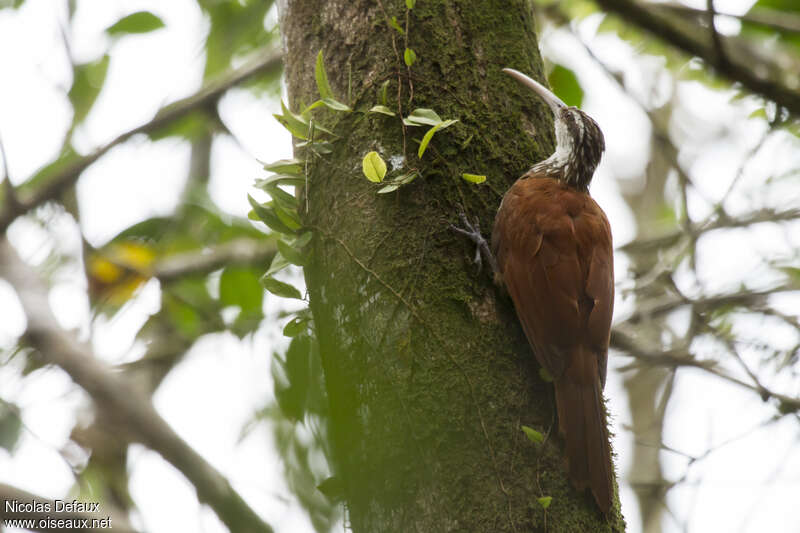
[0, 0, 799, 532]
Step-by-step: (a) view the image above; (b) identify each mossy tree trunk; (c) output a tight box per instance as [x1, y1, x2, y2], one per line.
[282, 1, 625, 531]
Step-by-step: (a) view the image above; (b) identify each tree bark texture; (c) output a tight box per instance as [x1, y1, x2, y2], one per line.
[282, 1, 625, 531]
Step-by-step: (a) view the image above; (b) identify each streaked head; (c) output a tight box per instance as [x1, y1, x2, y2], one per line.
[503, 68, 605, 191]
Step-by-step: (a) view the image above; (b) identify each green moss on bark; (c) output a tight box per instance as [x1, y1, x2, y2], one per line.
[282, 0, 626, 531]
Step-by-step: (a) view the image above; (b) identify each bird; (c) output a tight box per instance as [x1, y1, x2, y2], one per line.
[452, 68, 614, 515]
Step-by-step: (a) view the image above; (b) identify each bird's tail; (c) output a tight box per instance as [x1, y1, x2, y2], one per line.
[554, 373, 614, 515]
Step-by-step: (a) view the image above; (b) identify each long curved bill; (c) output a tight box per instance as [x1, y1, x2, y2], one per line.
[502, 68, 566, 114]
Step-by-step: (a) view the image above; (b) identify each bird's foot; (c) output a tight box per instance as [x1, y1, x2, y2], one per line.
[449, 212, 499, 277]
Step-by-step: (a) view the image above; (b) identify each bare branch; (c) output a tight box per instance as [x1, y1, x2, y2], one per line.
[619, 282, 796, 325]
[0, 238, 274, 533]
[595, 0, 800, 116]
[0, 49, 283, 231]
[619, 207, 800, 253]
[153, 238, 277, 282]
[611, 329, 800, 413]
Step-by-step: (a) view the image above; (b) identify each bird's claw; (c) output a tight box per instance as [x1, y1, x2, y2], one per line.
[450, 212, 487, 272]
[473, 246, 482, 270]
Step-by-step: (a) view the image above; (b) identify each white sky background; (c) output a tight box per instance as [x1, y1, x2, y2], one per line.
[1, 0, 799, 532]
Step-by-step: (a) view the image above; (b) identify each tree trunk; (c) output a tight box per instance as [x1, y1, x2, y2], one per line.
[281, 1, 625, 531]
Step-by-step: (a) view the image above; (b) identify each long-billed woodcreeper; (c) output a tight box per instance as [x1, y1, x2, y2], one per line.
[453, 68, 614, 514]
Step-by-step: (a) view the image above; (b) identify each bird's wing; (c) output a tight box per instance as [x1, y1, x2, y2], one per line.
[583, 209, 613, 386]
[495, 182, 613, 381]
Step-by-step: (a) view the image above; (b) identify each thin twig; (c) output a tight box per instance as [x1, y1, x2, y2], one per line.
[619, 207, 800, 253]
[620, 282, 795, 325]
[404, 5, 414, 104]
[611, 329, 800, 412]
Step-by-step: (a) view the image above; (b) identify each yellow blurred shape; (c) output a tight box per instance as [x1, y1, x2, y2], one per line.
[87, 242, 157, 307]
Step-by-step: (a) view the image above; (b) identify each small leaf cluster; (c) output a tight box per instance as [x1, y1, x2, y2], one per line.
[253, 48, 489, 335]
[360, 106, 484, 191]
[250, 51, 352, 332]
[520, 425, 553, 511]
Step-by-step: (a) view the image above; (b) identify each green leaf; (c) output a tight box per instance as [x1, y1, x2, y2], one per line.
[264, 183, 298, 212]
[396, 171, 419, 185]
[68, 54, 110, 126]
[406, 0, 416, 8]
[261, 276, 303, 299]
[294, 231, 313, 248]
[321, 97, 351, 112]
[247, 194, 297, 235]
[461, 173, 486, 184]
[255, 174, 305, 189]
[219, 267, 263, 313]
[267, 251, 291, 277]
[404, 108, 443, 126]
[547, 64, 583, 108]
[537, 496, 552, 509]
[377, 171, 419, 193]
[272, 202, 302, 231]
[283, 316, 309, 337]
[302, 100, 326, 113]
[538, 367, 553, 383]
[106, 11, 165, 36]
[307, 119, 335, 137]
[404, 47, 417, 67]
[274, 101, 335, 140]
[362, 151, 387, 182]
[162, 280, 212, 338]
[418, 119, 458, 158]
[749, 108, 768, 120]
[264, 159, 303, 175]
[377, 183, 400, 194]
[521, 425, 544, 444]
[277, 239, 307, 266]
[370, 105, 396, 116]
[201, 1, 273, 79]
[315, 50, 333, 99]
[389, 16, 405, 34]
[274, 100, 310, 139]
